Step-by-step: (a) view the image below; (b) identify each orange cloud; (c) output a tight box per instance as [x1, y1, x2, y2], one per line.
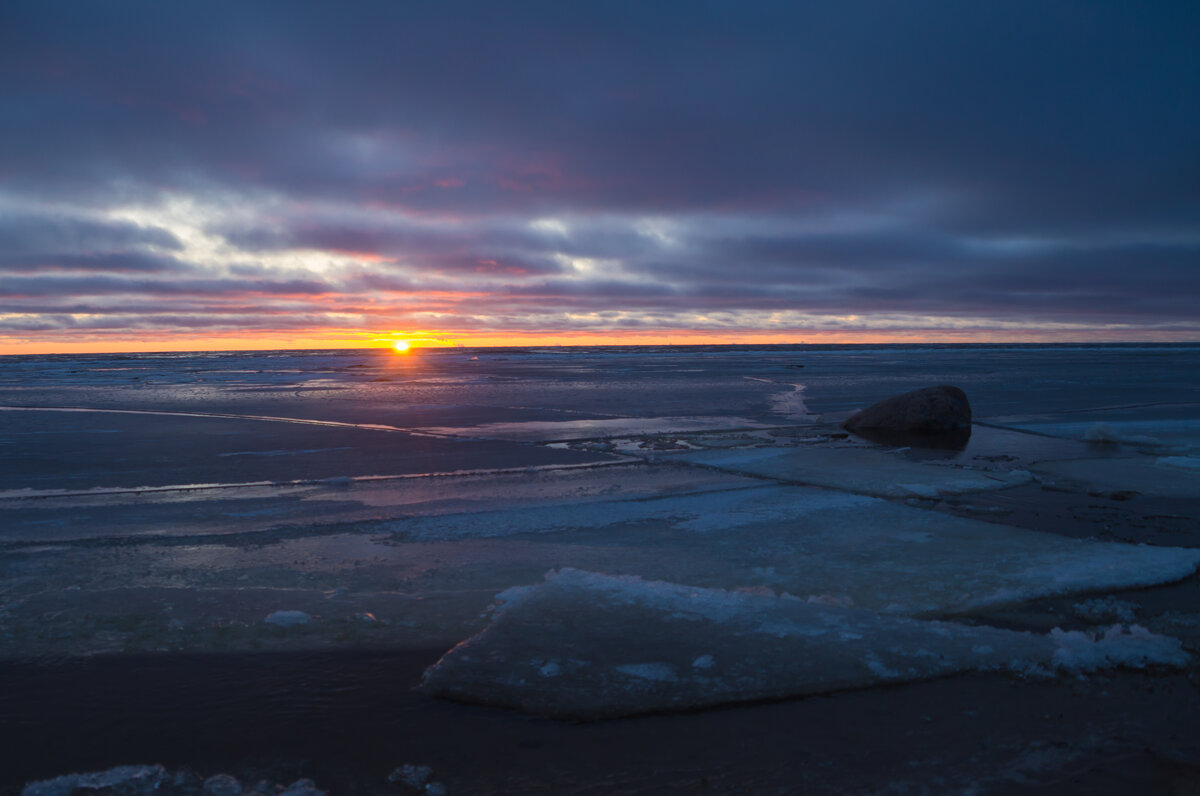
[6, 326, 1196, 356]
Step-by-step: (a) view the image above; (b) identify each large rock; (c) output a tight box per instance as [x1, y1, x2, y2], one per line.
[842, 385, 971, 447]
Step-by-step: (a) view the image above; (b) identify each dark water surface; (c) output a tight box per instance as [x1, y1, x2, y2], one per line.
[2, 344, 1199, 794]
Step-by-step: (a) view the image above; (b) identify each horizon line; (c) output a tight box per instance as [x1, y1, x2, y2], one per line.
[5, 338, 1200, 358]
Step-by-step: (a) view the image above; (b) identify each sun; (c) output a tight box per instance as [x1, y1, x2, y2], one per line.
[392, 340, 410, 353]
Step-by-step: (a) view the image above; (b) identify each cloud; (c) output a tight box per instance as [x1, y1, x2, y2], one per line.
[1, 1, 1198, 345]
[0, 274, 334, 298]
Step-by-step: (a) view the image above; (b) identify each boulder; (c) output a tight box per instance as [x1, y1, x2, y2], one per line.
[842, 385, 971, 448]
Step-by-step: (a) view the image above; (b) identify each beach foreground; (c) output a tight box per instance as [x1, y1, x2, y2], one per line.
[2, 344, 1199, 794]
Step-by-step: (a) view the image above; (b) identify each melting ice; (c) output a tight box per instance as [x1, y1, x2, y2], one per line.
[421, 570, 1190, 719]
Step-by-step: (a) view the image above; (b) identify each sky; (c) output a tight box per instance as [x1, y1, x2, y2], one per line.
[1, 1, 1198, 353]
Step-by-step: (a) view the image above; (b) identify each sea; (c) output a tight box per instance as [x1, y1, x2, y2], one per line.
[1, 343, 1198, 795]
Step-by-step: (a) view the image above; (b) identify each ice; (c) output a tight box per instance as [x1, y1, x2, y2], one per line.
[1032, 457, 1200, 498]
[203, 773, 242, 795]
[616, 662, 679, 681]
[700, 488, 1197, 612]
[388, 766, 433, 789]
[673, 446, 1034, 498]
[1049, 625, 1188, 672]
[20, 768, 329, 796]
[1073, 597, 1138, 624]
[0, 462, 752, 545]
[767, 383, 816, 420]
[1082, 422, 1165, 448]
[418, 416, 773, 441]
[22, 765, 168, 796]
[265, 610, 311, 626]
[421, 570, 1188, 719]
[5, 346, 1199, 668]
[387, 766, 445, 796]
[1158, 456, 1200, 472]
[386, 483, 866, 541]
[371, 482, 1200, 616]
[9, 482, 1196, 660]
[996, 418, 1200, 455]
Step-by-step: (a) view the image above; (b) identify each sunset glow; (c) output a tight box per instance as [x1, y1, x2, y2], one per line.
[1, 4, 1196, 355]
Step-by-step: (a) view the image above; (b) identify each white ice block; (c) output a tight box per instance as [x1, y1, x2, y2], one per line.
[422, 570, 1188, 719]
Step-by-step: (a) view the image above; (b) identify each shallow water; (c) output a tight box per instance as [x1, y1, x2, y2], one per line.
[2, 343, 1199, 794]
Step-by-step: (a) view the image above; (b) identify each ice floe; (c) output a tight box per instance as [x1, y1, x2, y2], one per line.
[1048, 624, 1188, 672]
[421, 570, 1189, 719]
[0, 463, 750, 544]
[1032, 457, 1200, 498]
[6, 480, 1199, 657]
[22, 765, 169, 796]
[995, 418, 1200, 455]
[387, 765, 435, 791]
[1072, 596, 1138, 624]
[203, 773, 242, 795]
[1158, 456, 1200, 472]
[265, 610, 311, 626]
[377, 482, 1200, 616]
[418, 416, 773, 441]
[672, 446, 1034, 498]
[1082, 422, 1167, 448]
[20, 767, 329, 796]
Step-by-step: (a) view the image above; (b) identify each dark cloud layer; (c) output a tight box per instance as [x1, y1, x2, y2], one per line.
[1, 1, 1198, 343]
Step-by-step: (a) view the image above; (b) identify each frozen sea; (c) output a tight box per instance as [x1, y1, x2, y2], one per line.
[2, 343, 1200, 794]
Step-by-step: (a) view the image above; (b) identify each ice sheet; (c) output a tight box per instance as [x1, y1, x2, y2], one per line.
[383, 485, 1200, 616]
[0, 408, 616, 492]
[996, 419, 1200, 455]
[672, 445, 1034, 497]
[417, 416, 775, 441]
[1032, 457, 1200, 498]
[0, 462, 750, 543]
[10, 484, 1199, 652]
[421, 570, 1188, 719]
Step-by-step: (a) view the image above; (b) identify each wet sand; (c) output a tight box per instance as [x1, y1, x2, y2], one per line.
[3, 635, 1200, 794]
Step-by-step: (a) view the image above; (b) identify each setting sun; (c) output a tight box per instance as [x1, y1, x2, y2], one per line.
[392, 340, 410, 352]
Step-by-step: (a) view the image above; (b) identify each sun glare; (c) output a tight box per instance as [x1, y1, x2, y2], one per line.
[392, 340, 410, 352]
